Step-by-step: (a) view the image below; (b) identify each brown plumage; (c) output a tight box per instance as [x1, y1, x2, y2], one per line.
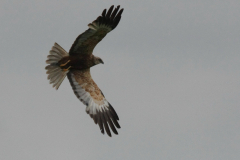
[45, 5, 124, 137]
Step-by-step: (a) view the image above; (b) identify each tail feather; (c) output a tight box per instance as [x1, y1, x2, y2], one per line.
[45, 43, 69, 90]
[52, 43, 68, 56]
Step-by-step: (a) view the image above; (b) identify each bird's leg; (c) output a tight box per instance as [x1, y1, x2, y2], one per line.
[60, 60, 70, 67]
[63, 66, 71, 71]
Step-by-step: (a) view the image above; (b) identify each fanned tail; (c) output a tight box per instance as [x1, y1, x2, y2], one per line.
[45, 43, 69, 90]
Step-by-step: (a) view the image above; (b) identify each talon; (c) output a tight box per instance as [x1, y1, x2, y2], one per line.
[60, 60, 70, 66]
[63, 66, 71, 71]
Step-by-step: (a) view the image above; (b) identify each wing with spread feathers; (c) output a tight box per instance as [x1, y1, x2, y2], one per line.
[67, 69, 120, 137]
[69, 5, 124, 56]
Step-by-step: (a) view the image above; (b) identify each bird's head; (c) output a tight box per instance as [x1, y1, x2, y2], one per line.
[94, 56, 104, 65]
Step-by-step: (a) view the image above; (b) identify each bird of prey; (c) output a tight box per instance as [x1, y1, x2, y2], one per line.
[45, 5, 124, 137]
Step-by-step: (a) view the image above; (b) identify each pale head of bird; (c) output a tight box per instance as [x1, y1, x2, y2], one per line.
[94, 56, 104, 65]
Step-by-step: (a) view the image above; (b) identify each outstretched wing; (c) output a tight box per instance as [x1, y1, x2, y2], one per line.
[67, 69, 120, 137]
[69, 5, 124, 56]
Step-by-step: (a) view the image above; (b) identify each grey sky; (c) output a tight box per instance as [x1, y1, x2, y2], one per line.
[0, 0, 240, 159]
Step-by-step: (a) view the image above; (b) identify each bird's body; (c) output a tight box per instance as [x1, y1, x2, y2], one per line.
[58, 55, 96, 70]
[45, 5, 124, 137]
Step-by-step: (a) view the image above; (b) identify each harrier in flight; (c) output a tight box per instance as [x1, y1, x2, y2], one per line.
[45, 5, 124, 137]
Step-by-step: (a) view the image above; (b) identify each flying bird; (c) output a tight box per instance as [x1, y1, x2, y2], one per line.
[45, 5, 124, 137]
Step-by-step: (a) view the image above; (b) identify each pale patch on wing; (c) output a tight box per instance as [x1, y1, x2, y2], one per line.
[67, 70, 120, 137]
[68, 71, 107, 110]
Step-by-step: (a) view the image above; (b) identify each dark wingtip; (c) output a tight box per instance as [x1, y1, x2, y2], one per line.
[93, 5, 124, 31]
[117, 8, 124, 17]
[93, 102, 120, 137]
[106, 5, 114, 18]
[102, 9, 107, 17]
[110, 6, 120, 20]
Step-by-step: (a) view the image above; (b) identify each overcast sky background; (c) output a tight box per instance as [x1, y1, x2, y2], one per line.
[0, 0, 240, 159]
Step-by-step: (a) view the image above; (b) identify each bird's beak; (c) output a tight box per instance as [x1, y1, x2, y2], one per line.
[100, 60, 104, 64]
